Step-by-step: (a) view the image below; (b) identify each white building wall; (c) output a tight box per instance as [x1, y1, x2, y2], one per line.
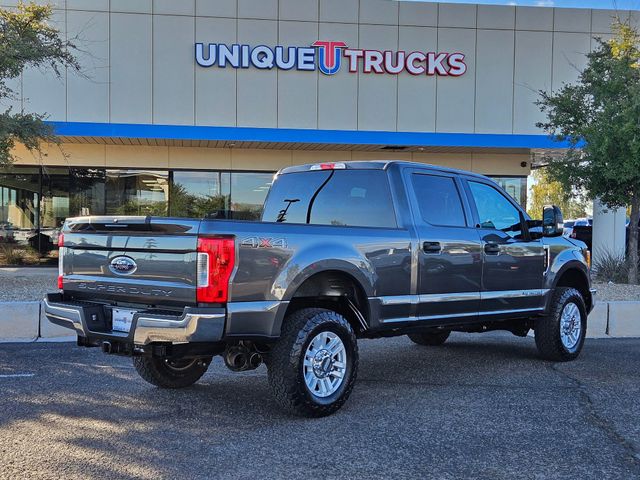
[1, 0, 635, 136]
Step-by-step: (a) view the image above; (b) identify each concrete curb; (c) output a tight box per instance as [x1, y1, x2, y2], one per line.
[0, 302, 40, 342]
[0, 301, 75, 343]
[0, 300, 639, 343]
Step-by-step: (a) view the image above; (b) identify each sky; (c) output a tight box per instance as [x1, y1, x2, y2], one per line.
[406, 0, 640, 9]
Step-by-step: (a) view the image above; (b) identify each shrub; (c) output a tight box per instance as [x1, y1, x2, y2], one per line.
[593, 250, 639, 284]
[0, 244, 25, 265]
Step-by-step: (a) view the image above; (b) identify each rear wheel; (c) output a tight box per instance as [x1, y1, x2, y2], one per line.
[535, 287, 587, 361]
[266, 308, 358, 417]
[133, 356, 211, 388]
[408, 330, 450, 346]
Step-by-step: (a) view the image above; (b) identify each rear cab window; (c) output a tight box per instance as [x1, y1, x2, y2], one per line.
[262, 169, 397, 228]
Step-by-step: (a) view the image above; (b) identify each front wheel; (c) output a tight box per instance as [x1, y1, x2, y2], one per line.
[535, 287, 587, 361]
[267, 308, 358, 417]
[133, 356, 211, 388]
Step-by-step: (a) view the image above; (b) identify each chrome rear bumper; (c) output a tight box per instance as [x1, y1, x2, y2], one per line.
[43, 294, 225, 345]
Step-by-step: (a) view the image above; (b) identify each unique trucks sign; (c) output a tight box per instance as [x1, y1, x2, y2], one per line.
[195, 41, 466, 76]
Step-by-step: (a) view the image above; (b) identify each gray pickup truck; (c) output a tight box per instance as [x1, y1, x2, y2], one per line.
[44, 161, 594, 417]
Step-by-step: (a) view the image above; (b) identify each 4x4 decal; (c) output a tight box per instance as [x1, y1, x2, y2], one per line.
[240, 236, 287, 249]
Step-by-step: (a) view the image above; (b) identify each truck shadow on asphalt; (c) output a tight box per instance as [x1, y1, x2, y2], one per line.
[2, 334, 638, 479]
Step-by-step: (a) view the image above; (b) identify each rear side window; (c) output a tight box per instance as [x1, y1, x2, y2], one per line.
[310, 170, 397, 228]
[262, 169, 396, 228]
[261, 171, 331, 224]
[411, 174, 466, 227]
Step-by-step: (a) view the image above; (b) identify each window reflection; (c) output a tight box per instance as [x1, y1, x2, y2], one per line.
[70, 169, 105, 217]
[0, 167, 39, 249]
[0, 167, 289, 261]
[229, 172, 273, 220]
[170, 171, 229, 218]
[105, 170, 169, 216]
[491, 177, 527, 206]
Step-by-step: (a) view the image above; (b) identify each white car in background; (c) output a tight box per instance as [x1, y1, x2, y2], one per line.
[0, 223, 15, 242]
[562, 220, 575, 238]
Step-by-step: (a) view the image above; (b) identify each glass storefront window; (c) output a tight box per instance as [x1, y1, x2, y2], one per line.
[491, 177, 527, 207]
[0, 167, 40, 250]
[170, 171, 229, 218]
[40, 167, 70, 249]
[105, 170, 169, 216]
[229, 172, 273, 220]
[70, 168, 106, 217]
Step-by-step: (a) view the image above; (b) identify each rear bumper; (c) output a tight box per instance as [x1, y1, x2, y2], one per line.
[43, 293, 225, 345]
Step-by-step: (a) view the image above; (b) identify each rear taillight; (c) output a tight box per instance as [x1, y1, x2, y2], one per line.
[57, 232, 64, 290]
[196, 237, 235, 303]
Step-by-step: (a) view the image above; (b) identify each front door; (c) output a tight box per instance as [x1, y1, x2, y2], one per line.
[464, 179, 546, 316]
[407, 170, 483, 322]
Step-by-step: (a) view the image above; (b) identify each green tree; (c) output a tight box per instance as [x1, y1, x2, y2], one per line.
[528, 168, 587, 220]
[537, 21, 640, 284]
[0, 2, 79, 166]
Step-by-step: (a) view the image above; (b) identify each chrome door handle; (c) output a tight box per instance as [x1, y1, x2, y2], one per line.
[484, 243, 500, 255]
[423, 241, 442, 254]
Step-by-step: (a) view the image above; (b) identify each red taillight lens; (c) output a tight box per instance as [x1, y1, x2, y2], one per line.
[196, 237, 235, 303]
[57, 232, 64, 290]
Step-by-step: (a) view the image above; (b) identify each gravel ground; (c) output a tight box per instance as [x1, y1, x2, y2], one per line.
[593, 281, 640, 302]
[1, 336, 639, 479]
[0, 268, 57, 302]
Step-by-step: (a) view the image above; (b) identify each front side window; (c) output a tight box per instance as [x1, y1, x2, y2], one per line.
[411, 173, 466, 227]
[469, 181, 521, 232]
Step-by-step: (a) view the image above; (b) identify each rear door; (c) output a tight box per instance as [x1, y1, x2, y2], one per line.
[463, 179, 546, 316]
[406, 169, 482, 322]
[61, 216, 201, 308]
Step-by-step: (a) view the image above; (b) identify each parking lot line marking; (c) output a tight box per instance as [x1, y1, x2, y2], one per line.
[60, 361, 134, 370]
[0, 373, 35, 378]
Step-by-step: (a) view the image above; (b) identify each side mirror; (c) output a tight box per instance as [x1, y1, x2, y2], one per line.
[543, 205, 564, 237]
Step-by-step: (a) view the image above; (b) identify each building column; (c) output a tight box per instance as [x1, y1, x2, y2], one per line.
[592, 198, 626, 263]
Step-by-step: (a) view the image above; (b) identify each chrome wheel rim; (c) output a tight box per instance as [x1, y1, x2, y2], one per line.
[560, 302, 582, 350]
[303, 331, 347, 398]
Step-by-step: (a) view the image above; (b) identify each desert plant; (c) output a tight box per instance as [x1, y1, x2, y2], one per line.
[0, 243, 24, 265]
[537, 21, 640, 283]
[593, 250, 640, 284]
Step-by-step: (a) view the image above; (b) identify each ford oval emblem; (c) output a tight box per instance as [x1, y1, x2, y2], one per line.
[109, 256, 137, 276]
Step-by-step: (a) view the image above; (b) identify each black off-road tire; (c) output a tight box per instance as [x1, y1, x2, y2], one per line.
[535, 287, 587, 362]
[133, 356, 211, 389]
[408, 331, 451, 346]
[266, 308, 358, 417]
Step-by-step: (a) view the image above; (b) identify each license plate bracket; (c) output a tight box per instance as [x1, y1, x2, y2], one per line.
[111, 308, 137, 333]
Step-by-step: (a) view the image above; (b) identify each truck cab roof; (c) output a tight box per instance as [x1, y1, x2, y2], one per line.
[279, 160, 490, 182]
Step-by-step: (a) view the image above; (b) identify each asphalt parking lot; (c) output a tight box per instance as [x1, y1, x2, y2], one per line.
[1, 333, 639, 480]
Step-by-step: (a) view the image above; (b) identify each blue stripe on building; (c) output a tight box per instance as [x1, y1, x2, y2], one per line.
[49, 121, 573, 150]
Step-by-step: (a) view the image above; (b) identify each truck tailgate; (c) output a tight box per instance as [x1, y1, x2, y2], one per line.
[61, 216, 201, 308]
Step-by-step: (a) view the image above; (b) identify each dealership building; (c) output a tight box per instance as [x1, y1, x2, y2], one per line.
[0, 0, 636, 251]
